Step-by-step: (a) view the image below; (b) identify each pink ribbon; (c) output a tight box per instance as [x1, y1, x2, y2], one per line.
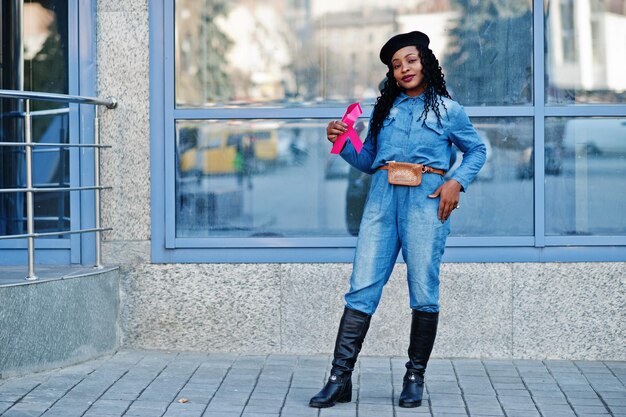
[330, 102, 363, 154]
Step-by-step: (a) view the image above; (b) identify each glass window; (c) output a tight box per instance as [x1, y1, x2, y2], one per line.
[443, 2, 533, 106]
[175, 119, 353, 238]
[545, 117, 626, 235]
[175, 117, 534, 239]
[0, 0, 69, 237]
[154, 1, 626, 262]
[546, 0, 626, 104]
[174, 0, 533, 107]
[450, 117, 534, 236]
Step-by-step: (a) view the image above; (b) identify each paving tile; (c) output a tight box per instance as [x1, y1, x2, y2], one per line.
[532, 395, 568, 405]
[430, 405, 468, 414]
[203, 401, 245, 414]
[567, 396, 604, 406]
[124, 400, 170, 415]
[598, 389, 626, 399]
[498, 397, 538, 411]
[41, 411, 78, 417]
[2, 401, 51, 415]
[0, 402, 15, 414]
[357, 403, 394, 417]
[572, 404, 612, 414]
[40, 408, 85, 417]
[319, 403, 357, 416]
[428, 393, 465, 406]
[428, 382, 462, 394]
[163, 402, 207, 417]
[277, 404, 318, 417]
[200, 412, 240, 417]
[83, 410, 125, 417]
[464, 395, 501, 408]
[468, 414, 505, 417]
[609, 406, 626, 415]
[398, 404, 426, 414]
[85, 399, 132, 414]
[605, 395, 626, 405]
[465, 406, 505, 416]
[502, 410, 540, 417]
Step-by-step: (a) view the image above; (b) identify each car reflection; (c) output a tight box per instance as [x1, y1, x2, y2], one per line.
[562, 118, 626, 156]
[516, 118, 626, 179]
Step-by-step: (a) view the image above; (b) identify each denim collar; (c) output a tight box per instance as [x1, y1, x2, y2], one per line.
[395, 92, 425, 105]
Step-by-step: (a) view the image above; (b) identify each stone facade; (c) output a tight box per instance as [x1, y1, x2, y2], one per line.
[111, 261, 625, 360]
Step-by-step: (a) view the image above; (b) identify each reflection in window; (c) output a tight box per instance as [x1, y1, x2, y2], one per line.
[546, 0, 626, 104]
[450, 117, 534, 237]
[174, 0, 532, 107]
[545, 117, 626, 236]
[443, 1, 533, 106]
[175, 117, 534, 239]
[175, 119, 351, 238]
[0, 0, 69, 237]
[162, 1, 626, 257]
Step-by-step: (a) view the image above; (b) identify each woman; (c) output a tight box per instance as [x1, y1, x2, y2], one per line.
[309, 31, 486, 409]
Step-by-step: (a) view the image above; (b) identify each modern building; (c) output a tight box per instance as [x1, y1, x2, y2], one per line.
[1, 0, 625, 375]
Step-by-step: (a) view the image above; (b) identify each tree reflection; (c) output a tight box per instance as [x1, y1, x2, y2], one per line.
[443, 0, 532, 105]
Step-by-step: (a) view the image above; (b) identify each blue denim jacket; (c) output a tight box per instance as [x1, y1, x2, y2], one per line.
[340, 93, 486, 191]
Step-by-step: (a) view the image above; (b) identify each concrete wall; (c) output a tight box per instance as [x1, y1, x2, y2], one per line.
[96, 2, 626, 361]
[0, 269, 120, 378]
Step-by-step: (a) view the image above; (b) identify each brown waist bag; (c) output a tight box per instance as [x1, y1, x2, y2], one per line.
[379, 161, 445, 186]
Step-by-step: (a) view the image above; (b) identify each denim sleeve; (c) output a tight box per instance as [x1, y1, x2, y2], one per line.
[339, 122, 378, 174]
[448, 105, 487, 191]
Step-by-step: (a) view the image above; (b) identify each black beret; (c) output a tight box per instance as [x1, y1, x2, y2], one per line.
[379, 31, 430, 65]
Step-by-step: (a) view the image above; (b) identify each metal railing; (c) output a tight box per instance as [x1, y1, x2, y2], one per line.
[0, 89, 117, 280]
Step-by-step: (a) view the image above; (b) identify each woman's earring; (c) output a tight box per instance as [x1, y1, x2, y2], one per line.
[396, 81, 400, 87]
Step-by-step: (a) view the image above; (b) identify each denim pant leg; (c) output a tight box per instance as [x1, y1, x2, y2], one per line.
[399, 176, 451, 313]
[345, 174, 400, 316]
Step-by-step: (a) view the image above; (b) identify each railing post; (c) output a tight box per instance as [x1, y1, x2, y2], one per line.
[94, 106, 102, 268]
[24, 99, 37, 280]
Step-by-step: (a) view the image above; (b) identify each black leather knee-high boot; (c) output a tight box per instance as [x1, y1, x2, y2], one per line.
[398, 310, 439, 408]
[309, 306, 372, 408]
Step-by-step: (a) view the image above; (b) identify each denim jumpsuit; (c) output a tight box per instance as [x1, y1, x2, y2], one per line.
[339, 93, 486, 315]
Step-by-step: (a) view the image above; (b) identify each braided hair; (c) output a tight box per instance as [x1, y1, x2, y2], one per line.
[369, 45, 451, 148]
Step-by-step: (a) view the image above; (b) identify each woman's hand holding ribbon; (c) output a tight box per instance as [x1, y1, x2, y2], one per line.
[326, 120, 348, 144]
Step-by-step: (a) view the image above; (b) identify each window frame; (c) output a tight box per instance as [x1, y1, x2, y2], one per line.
[150, 0, 626, 263]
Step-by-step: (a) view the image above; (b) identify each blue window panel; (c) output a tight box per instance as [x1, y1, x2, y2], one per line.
[544, 118, 626, 237]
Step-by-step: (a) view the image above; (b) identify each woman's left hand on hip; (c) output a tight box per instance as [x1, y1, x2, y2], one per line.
[428, 179, 462, 223]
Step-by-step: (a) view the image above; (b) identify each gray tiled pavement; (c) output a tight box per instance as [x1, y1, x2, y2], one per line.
[0, 351, 624, 417]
